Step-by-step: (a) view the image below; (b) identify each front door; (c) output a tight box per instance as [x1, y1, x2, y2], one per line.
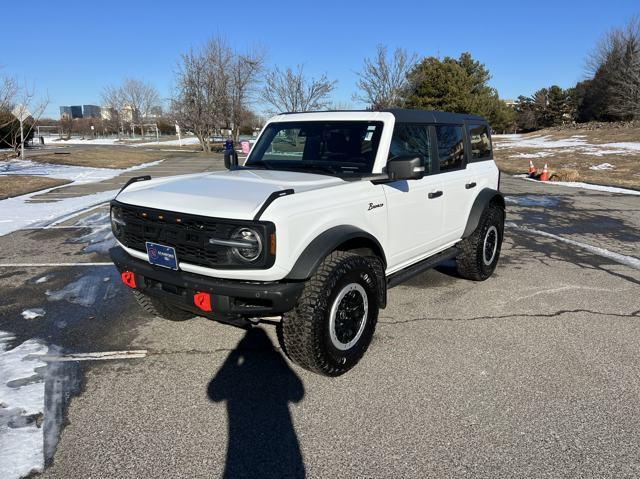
[381, 123, 445, 273]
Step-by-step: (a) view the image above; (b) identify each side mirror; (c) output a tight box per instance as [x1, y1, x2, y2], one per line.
[224, 150, 239, 169]
[386, 156, 425, 181]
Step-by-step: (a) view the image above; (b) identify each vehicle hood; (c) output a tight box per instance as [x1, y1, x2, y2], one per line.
[115, 169, 345, 220]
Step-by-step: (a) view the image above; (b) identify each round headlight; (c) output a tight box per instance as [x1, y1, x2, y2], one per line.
[231, 227, 263, 262]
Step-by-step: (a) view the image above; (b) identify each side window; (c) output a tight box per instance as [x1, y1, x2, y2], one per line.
[435, 124, 465, 172]
[468, 123, 492, 160]
[388, 124, 432, 174]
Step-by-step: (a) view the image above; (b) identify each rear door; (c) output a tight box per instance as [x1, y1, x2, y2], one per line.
[434, 124, 475, 242]
[382, 123, 445, 271]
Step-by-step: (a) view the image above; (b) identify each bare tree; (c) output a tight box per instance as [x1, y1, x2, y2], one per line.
[261, 65, 337, 114]
[101, 78, 160, 136]
[0, 76, 49, 155]
[229, 47, 264, 140]
[171, 37, 233, 151]
[353, 45, 417, 109]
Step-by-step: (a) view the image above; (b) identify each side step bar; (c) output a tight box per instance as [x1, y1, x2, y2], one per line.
[387, 246, 460, 288]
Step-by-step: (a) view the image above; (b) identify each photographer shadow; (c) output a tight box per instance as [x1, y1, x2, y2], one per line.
[208, 327, 306, 478]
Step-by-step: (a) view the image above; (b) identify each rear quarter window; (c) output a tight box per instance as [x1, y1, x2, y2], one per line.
[468, 123, 492, 160]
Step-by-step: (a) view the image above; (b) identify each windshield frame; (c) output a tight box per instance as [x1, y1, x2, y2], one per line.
[245, 120, 385, 178]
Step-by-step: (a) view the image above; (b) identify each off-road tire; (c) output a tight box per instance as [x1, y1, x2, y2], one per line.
[132, 290, 194, 321]
[456, 202, 504, 281]
[279, 251, 380, 376]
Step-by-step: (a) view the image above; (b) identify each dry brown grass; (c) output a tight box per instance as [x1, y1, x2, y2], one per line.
[33, 148, 164, 169]
[494, 127, 640, 190]
[0, 175, 71, 200]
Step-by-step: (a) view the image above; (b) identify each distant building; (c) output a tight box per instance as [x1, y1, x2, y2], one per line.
[83, 105, 101, 119]
[121, 104, 138, 122]
[59, 106, 72, 120]
[101, 106, 118, 121]
[504, 99, 517, 108]
[70, 105, 83, 119]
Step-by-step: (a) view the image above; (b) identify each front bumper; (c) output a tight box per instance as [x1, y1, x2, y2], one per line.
[109, 246, 304, 324]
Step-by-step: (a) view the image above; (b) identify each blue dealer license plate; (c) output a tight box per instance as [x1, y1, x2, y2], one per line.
[146, 242, 178, 270]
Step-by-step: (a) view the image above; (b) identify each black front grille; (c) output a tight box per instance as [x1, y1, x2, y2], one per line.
[112, 202, 274, 269]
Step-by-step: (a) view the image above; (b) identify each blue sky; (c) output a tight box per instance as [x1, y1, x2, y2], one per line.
[3, 0, 638, 118]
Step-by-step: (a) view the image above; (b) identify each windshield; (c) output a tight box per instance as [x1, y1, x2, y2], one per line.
[246, 121, 384, 177]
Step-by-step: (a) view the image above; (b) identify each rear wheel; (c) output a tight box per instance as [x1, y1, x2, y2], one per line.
[278, 251, 380, 376]
[456, 202, 504, 281]
[132, 290, 195, 321]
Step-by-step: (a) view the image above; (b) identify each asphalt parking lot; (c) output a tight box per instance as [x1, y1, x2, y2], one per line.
[1, 174, 639, 478]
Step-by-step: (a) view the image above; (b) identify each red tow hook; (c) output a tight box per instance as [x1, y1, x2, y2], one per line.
[121, 271, 137, 288]
[194, 292, 213, 312]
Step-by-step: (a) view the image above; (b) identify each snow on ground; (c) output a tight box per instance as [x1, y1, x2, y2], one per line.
[0, 331, 48, 479]
[21, 309, 46, 320]
[589, 163, 615, 171]
[44, 137, 124, 145]
[67, 211, 116, 254]
[134, 136, 201, 147]
[0, 188, 118, 237]
[494, 134, 640, 156]
[46, 275, 102, 307]
[0, 159, 163, 185]
[518, 176, 640, 195]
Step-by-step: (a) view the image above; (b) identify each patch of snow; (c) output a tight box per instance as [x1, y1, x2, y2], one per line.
[0, 332, 48, 479]
[34, 276, 50, 284]
[0, 188, 118, 237]
[589, 163, 615, 171]
[600, 142, 640, 151]
[505, 195, 561, 207]
[0, 159, 163, 185]
[517, 177, 640, 195]
[67, 211, 116, 254]
[44, 137, 124, 145]
[506, 222, 640, 270]
[509, 152, 553, 159]
[21, 309, 46, 320]
[46, 275, 101, 307]
[134, 136, 201, 147]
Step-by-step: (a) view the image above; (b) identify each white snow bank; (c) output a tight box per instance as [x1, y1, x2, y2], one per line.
[21, 309, 46, 320]
[134, 136, 201, 147]
[0, 188, 118, 237]
[0, 159, 163, 185]
[589, 163, 615, 171]
[44, 137, 124, 145]
[518, 176, 640, 195]
[0, 331, 48, 479]
[495, 135, 640, 156]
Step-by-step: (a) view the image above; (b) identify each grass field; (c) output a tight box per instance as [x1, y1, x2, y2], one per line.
[493, 127, 640, 189]
[0, 175, 71, 200]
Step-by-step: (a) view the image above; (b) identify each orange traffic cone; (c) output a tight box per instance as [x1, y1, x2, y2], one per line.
[528, 160, 537, 176]
[540, 163, 550, 182]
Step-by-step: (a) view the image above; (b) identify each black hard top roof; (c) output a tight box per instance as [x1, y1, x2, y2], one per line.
[383, 108, 487, 124]
[278, 108, 487, 124]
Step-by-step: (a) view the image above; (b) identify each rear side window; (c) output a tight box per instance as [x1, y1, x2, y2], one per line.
[468, 124, 492, 160]
[435, 125, 465, 172]
[388, 124, 432, 174]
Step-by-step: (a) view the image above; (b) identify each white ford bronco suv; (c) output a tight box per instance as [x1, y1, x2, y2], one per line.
[110, 109, 504, 376]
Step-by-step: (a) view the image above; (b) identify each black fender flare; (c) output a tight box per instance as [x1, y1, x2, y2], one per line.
[285, 225, 386, 281]
[462, 188, 505, 238]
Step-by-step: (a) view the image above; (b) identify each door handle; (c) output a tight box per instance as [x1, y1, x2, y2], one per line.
[428, 190, 443, 199]
[465, 182, 477, 189]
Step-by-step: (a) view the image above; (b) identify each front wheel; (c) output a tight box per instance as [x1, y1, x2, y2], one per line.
[278, 251, 380, 376]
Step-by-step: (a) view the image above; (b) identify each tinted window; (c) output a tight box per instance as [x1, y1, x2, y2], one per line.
[436, 125, 465, 171]
[468, 124, 492, 160]
[247, 121, 384, 177]
[388, 124, 432, 174]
